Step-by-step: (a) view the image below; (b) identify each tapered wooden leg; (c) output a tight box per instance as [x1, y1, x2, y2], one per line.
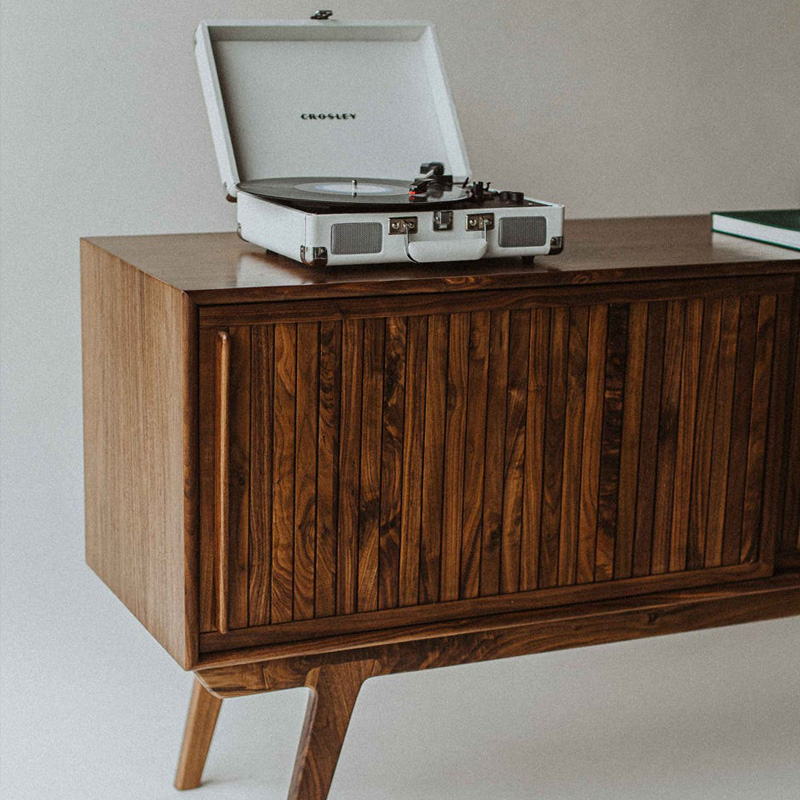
[175, 676, 223, 790]
[288, 659, 380, 800]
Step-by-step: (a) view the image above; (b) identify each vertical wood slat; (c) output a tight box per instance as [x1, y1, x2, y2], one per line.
[615, 302, 647, 579]
[338, 319, 363, 615]
[758, 293, 793, 565]
[420, 316, 448, 604]
[741, 296, 777, 563]
[399, 317, 428, 607]
[500, 310, 530, 594]
[521, 308, 549, 591]
[577, 305, 607, 584]
[293, 324, 318, 621]
[540, 307, 570, 588]
[316, 321, 341, 619]
[793, 286, 800, 556]
[226, 328, 251, 629]
[670, 298, 703, 572]
[651, 300, 685, 575]
[687, 299, 722, 571]
[378, 317, 406, 610]
[595, 304, 629, 582]
[199, 331, 217, 633]
[214, 330, 231, 634]
[249, 327, 273, 627]
[558, 306, 589, 586]
[481, 311, 509, 597]
[440, 313, 469, 601]
[721, 296, 759, 567]
[633, 302, 666, 578]
[271, 323, 296, 624]
[783, 286, 800, 554]
[705, 298, 741, 568]
[461, 311, 490, 599]
[357, 318, 384, 613]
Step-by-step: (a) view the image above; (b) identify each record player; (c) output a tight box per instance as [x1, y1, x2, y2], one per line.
[195, 15, 564, 266]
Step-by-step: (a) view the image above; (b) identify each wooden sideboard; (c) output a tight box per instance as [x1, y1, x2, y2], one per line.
[81, 216, 800, 799]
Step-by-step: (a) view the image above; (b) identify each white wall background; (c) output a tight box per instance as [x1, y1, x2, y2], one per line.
[1, 2, 799, 799]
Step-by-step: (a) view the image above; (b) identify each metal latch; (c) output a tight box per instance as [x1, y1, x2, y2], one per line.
[300, 246, 328, 266]
[466, 213, 495, 231]
[433, 210, 453, 231]
[389, 217, 418, 235]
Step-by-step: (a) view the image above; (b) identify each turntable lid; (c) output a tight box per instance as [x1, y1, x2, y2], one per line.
[196, 19, 470, 198]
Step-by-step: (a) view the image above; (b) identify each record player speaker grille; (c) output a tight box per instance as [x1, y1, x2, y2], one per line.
[330, 222, 383, 255]
[498, 216, 547, 248]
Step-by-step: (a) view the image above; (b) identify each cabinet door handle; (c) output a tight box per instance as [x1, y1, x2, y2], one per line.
[214, 330, 231, 634]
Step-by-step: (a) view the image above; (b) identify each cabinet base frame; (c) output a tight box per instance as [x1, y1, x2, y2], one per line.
[176, 571, 800, 799]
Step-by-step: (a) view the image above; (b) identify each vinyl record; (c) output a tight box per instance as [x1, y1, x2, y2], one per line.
[238, 176, 470, 212]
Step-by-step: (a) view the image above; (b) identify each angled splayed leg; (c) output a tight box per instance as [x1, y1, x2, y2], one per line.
[175, 676, 223, 790]
[288, 659, 381, 800]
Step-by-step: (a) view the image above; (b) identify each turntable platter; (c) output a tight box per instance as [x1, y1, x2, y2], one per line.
[238, 176, 471, 212]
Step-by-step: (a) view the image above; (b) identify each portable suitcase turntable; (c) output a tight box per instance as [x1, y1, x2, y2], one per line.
[195, 16, 565, 266]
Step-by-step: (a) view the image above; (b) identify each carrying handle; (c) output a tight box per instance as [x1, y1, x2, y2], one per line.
[214, 330, 231, 634]
[405, 237, 488, 263]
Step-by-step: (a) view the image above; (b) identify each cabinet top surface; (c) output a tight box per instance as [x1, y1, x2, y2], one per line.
[84, 215, 800, 305]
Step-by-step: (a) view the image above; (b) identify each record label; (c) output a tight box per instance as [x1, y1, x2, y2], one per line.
[299, 181, 401, 196]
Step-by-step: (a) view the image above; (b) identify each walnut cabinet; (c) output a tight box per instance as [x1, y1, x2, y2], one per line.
[81, 216, 800, 800]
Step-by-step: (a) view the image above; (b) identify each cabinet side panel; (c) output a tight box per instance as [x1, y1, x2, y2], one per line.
[81, 240, 194, 668]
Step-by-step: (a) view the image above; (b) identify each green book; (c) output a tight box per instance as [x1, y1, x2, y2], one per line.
[711, 209, 800, 251]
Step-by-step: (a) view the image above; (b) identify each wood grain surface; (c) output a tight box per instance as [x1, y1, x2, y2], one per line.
[174, 677, 222, 790]
[81, 240, 197, 668]
[197, 278, 793, 653]
[196, 570, 800, 688]
[288, 660, 380, 800]
[213, 331, 231, 634]
[781, 281, 800, 560]
[85, 216, 800, 306]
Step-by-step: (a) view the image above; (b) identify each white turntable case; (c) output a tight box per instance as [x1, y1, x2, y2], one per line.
[195, 18, 564, 265]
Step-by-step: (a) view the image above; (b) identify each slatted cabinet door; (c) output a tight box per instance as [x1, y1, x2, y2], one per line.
[198, 277, 794, 653]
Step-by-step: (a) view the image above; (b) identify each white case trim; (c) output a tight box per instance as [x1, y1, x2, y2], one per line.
[195, 22, 239, 197]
